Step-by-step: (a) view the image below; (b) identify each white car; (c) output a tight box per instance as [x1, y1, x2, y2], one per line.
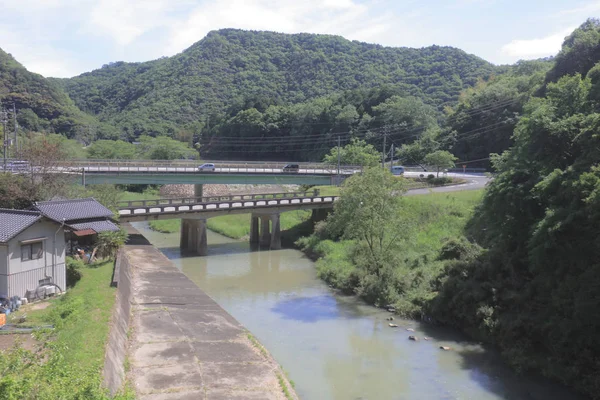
[197, 163, 216, 172]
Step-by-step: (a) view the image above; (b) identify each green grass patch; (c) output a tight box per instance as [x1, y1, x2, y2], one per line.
[147, 210, 312, 238]
[149, 219, 181, 233]
[118, 190, 159, 203]
[0, 259, 130, 399]
[297, 190, 483, 316]
[276, 372, 295, 400]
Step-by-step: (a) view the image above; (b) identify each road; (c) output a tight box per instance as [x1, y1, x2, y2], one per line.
[404, 172, 489, 196]
[74, 166, 357, 175]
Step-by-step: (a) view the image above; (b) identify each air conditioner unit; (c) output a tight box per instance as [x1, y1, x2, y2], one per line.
[43, 285, 56, 296]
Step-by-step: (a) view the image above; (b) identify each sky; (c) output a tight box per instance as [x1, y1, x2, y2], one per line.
[0, 0, 597, 78]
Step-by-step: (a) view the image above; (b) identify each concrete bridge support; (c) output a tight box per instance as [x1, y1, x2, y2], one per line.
[180, 218, 208, 256]
[194, 184, 203, 201]
[250, 215, 260, 245]
[250, 213, 281, 250]
[270, 214, 281, 250]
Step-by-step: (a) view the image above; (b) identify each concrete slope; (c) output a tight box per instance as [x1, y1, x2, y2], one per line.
[124, 226, 297, 400]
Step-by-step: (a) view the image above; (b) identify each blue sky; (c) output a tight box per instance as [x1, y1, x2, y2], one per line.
[0, 0, 596, 78]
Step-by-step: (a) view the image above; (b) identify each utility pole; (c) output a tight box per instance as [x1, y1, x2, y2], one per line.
[1, 106, 8, 172]
[12, 103, 17, 155]
[390, 144, 394, 170]
[336, 135, 341, 178]
[382, 132, 387, 169]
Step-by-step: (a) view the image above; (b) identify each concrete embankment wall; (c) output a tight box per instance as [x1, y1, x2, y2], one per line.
[102, 248, 132, 396]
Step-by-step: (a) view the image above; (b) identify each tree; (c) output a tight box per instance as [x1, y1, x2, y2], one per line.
[424, 150, 457, 177]
[327, 167, 412, 278]
[86, 140, 138, 159]
[137, 135, 198, 160]
[322, 138, 380, 167]
[96, 229, 128, 259]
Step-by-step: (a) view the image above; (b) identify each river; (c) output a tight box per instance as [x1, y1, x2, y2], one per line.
[133, 222, 583, 400]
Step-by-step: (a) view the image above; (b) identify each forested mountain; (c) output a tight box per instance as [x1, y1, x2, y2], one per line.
[0, 48, 115, 142]
[55, 29, 498, 142]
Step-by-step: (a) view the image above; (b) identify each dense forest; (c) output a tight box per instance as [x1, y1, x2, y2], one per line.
[434, 19, 600, 397]
[298, 19, 600, 399]
[0, 27, 584, 167]
[0, 49, 117, 141]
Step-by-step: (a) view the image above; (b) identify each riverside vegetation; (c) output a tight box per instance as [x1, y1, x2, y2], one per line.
[298, 21, 600, 398]
[0, 259, 133, 400]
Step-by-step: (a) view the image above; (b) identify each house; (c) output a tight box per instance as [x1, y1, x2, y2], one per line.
[32, 198, 119, 252]
[0, 209, 67, 299]
[0, 198, 119, 299]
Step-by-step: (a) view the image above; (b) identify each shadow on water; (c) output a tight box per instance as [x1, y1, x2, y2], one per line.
[125, 232, 151, 246]
[454, 347, 586, 400]
[155, 242, 253, 260]
[416, 323, 586, 400]
[271, 294, 370, 323]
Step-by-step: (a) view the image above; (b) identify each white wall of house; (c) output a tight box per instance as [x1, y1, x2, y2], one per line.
[1, 220, 66, 298]
[0, 244, 8, 298]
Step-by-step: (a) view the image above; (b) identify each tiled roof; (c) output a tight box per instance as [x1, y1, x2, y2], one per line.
[69, 220, 119, 233]
[0, 209, 43, 243]
[34, 198, 113, 222]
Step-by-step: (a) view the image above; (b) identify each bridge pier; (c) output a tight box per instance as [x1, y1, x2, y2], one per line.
[253, 213, 281, 250]
[259, 216, 271, 247]
[194, 184, 203, 201]
[250, 215, 260, 245]
[181, 218, 208, 256]
[270, 214, 281, 250]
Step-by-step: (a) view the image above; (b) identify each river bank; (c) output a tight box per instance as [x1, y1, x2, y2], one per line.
[133, 221, 583, 400]
[122, 225, 298, 399]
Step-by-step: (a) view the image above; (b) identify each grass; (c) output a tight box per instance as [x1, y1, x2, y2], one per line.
[148, 210, 312, 239]
[297, 190, 484, 316]
[276, 372, 295, 400]
[118, 190, 159, 203]
[246, 332, 269, 358]
[0, 259, 130, 399]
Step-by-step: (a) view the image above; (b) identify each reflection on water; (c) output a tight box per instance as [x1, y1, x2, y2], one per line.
[133, 222, 583, 400]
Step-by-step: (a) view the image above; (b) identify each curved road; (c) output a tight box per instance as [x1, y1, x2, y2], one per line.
[404, 172, 489, 196]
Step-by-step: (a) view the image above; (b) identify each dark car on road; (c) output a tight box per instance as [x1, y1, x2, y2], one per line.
[282, 164, 300, 173]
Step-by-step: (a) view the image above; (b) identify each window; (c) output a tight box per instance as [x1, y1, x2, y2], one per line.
[21, 242, 43, 261]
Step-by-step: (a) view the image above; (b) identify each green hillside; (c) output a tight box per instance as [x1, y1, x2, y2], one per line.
[55, 29, 498, 141]
[0, 48, 115, 142]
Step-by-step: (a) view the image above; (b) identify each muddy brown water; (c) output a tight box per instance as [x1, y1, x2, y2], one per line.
[133, 222, 584, 400]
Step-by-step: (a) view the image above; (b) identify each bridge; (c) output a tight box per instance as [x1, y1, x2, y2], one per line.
[118, 190, 336, 255]
[58, 160, 361, 188]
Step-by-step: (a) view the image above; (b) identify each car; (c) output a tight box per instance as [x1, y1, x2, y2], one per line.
[197, 163, 216, 172]
[282, 164, 300, 173]
[390, 166, 405, 176]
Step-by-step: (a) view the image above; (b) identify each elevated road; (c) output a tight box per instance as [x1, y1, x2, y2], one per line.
[68, 160, 359, 185]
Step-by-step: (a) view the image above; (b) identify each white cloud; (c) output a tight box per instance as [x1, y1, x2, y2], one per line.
[556, 0, 600, 16]
[166, 0, 380, 54]
[501, 27, 576, 59]
[87, 0, 175, 46]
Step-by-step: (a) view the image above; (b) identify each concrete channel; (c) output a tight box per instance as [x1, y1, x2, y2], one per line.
[103, 224, 297, 400]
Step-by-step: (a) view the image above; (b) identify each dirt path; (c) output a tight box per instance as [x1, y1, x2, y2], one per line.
[124, 227, 297, 400]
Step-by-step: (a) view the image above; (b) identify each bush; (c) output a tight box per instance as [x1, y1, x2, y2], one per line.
[438, 237, 481, 261]
[426, 174, 435, 181]
[66, 258, 84, 287]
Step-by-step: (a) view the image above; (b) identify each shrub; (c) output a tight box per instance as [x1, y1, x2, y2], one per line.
[66, 258, 84, 287]
[430, 177, 453, 186]
[438, 237, 481, 260]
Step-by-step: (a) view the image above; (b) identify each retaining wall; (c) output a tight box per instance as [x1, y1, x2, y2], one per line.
[102, 249, 132, 396]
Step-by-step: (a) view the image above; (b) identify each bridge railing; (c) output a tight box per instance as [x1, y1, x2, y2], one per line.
[57, 159, 362, 172]
[117, 189, 321, 208]
[118, 194, 338, 217]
